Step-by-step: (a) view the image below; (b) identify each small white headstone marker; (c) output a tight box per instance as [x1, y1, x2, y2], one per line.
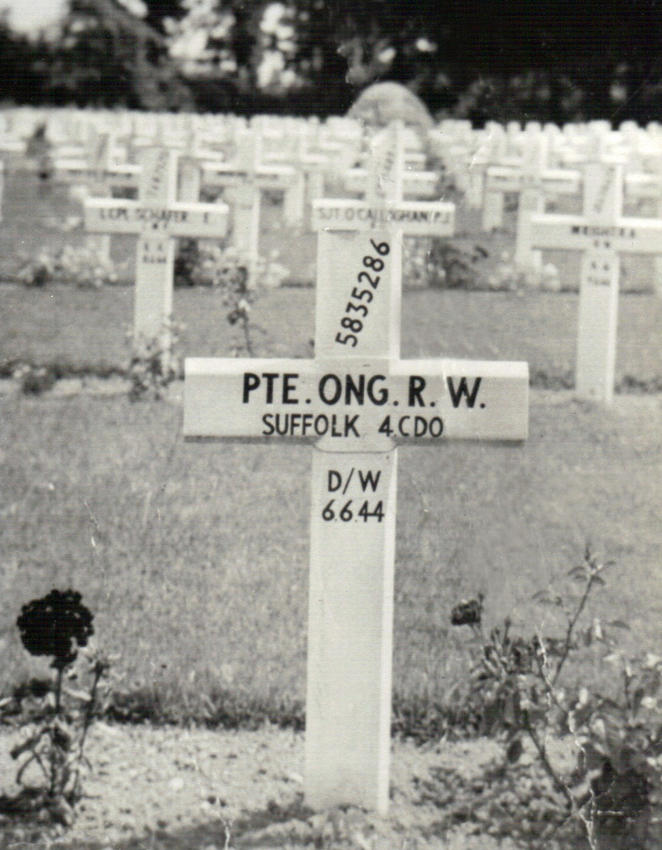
[85, 147, 228, 347]
[183, 130, 529, 813]
[484, 134, 581, 270]
[531, 160, 662, 402]
[202, 130, 300, 274]
[625, 153, 662, 296]
[343, 123, 437, 202]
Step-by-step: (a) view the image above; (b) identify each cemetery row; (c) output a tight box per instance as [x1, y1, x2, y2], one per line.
[5, 106, 662, 241]
[3, 109, 661, 405]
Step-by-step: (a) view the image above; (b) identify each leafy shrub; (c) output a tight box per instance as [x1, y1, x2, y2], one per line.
[1, 590, 117, 826]
[127, 319, 183, 401]
[175, 241, 288, 289]
[17, 365, 59, 396]
[17, 245, 124, 288]
[404, 238, 489, 289]
[451, 548, 662, 848]
[177, 243, 281, 356]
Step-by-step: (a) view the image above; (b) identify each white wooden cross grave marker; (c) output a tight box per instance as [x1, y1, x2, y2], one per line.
[202, 129, 301, 276]
[53, 130, 139, 193]
[483, 133, 581, 269]
[343, 122, 438, 202]
[625, 151, 662, 296]
[183, 128, 529, 814]
[84, 147, 229, 349]
[530, 160, 662, 403]
[83, 132, 141, 261]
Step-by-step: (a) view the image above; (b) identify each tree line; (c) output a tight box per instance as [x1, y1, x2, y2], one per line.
[2, 0, 662, 125]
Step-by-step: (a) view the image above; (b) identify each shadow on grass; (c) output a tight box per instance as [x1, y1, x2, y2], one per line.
[0, 794, 323, 850]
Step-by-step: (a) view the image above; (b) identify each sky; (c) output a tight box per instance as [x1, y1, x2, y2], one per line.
[1, 0, 68, 32]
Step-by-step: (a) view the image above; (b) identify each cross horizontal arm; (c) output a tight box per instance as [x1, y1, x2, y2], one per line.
[85, 198, 229, 237]
[485, 167, 581, 195]
[103, 164, 141, 187]
[202, 163, 296, 190]
[183, 356, 528, 449]
[530, 213, 662, 253]
[344, 168, 438, 196]
[312, 199, 455, 235]
[625, 172, 662, 198]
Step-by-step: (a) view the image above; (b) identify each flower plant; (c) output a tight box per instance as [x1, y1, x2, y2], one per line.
[127, 319, 184, 401]
[17, 245, 124, 288]
[451, 548, 662, 849]
[4, 590, 117, 825]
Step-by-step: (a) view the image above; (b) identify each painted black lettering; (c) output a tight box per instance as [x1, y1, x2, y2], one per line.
[319, 374, 342, 405]
[345, 374, 365, 405]
[358, 470, 381, 492]
[243, 373, 260, 403]
[345, 415, 360, 437]
[367, 375, 388, 405]
[262, 373, 279, 404]
[447, 376, 482, 408]
[408, 376, 426, 407]
[283, 373, 299, 404]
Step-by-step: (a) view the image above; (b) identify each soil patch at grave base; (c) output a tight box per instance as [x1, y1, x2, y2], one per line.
[0, 722, 587, 850]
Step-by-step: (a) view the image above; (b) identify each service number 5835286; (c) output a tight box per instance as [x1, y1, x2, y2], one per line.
[335, 239, 390, 347]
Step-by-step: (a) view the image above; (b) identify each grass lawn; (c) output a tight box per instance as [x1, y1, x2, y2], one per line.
[1, 160, 661, 732]
[1, 389, 660, 727]
[2, 285, 662, 392]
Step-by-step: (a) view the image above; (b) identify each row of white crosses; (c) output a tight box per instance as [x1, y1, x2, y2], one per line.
[483, 132, 582, 270]
[183, 123, 529, 813]
[76, 121, 360, 291]
[72, 128, 288, 277]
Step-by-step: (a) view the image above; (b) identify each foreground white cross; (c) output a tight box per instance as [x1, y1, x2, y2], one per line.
[531, 160, 662, 403]
[85, 147, 228, 346]
[183, 129, 529, 814]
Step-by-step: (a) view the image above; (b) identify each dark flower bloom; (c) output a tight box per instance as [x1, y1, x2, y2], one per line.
[16, 589, 94, 670]
[451, 593, 484, 627]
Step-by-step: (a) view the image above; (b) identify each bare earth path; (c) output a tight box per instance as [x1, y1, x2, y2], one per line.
[0, 722, 534, 850]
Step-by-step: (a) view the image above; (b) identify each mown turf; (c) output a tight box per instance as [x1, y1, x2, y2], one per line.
[1, 390, 660, 726]
[2, 285, 661, 393]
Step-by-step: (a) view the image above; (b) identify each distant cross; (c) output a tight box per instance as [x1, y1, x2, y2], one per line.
[54, 131, 139, 194]
[183, 126, 529, 814]
[483, 134, 581, 268]
[202, 130, 302, 274]
[625, 153, 662, 296]
[342, 123, 438, 201]
[530, 160, 662, 403]
[85, 147, 228, 348]
[83, 132, 141, 261]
